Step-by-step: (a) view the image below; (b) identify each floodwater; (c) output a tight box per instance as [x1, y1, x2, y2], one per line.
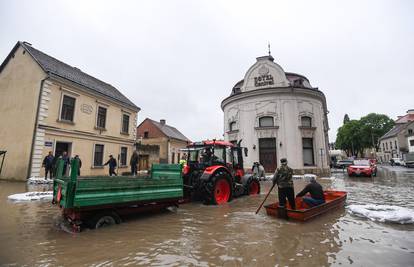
[1, 167, 413, 266]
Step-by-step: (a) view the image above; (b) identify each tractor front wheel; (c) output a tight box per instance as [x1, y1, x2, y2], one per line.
[212, 177, 231, 205]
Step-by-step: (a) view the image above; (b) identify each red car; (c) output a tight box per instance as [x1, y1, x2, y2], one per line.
[347, 159, 377, 177]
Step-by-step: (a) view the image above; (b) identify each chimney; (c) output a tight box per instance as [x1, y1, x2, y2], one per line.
[160, 119, 166, 125]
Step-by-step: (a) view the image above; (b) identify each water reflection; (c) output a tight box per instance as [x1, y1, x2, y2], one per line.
[0, 166, 413, 266]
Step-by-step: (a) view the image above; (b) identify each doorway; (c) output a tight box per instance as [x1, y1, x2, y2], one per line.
[259, 138, 277, 173]
[138, 155, 149, 171]
[55, 142, 72, 158]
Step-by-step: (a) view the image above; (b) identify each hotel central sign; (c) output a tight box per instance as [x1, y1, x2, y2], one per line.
[254, 65, 274, 87]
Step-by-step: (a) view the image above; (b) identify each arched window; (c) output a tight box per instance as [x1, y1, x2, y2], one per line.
[301, 116, 312, 127]
[259, 116, 274, 127]
[229, 121, 237, 131]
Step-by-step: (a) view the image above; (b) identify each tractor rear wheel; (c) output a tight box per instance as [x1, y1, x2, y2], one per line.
[212, 176, 231, 205]
[87, 211, 121, 229]
[248, 179, 260, 195]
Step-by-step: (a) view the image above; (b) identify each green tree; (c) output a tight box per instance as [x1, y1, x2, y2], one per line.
[359, 113, 394, 151]
[335, 120, 363, 156]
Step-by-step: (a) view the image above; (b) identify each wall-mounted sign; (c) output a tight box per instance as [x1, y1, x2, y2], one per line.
[44, 141, 53, 147]
[81, 103, 93, 114]
[254, 75, 274, 87]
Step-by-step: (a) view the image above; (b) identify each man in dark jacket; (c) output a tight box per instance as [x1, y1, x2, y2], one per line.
[273, 158, 296, 209]
[296, 177, 325, 207]
[130, 151, 138, 176]
[74, 155, 82, 176]
[42, 151, 54, 180]
[104, 155, 117, 176]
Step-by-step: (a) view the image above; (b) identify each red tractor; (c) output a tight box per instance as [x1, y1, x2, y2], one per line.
[182, 140, 261, 205]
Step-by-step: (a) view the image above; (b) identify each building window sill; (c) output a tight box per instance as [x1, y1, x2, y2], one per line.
[57, 119, 75, 125]
[227, 130, 239, 134]
[91, 166, 104, 169]
[299, 126, 316, 130]
[303, 165, 317, 168]
[120, 132, 130, 136]
[254, 126, 279, 130]
[94, 126, 107, 131]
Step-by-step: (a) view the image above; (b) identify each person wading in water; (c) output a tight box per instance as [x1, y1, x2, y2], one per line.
[272, 158, 296, 217]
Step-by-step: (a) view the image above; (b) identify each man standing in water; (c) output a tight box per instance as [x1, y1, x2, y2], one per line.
[272, 158, 296, 210]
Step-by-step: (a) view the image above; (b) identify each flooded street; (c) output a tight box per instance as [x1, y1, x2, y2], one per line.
[1, 167, 413, 266]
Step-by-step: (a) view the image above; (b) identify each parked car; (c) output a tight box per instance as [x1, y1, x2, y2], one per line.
[391, 158, 403, 166]
[347, 159, 377, 177]
[405, 153, 414, 168]
[334, 159, 354, 169]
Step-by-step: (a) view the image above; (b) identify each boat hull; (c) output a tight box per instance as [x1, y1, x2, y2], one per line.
[264, 190, 347, 221]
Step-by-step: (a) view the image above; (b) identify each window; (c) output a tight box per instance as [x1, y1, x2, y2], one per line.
[144, 131, 149, 138]
[122, 114, 129, 134]
[213, 147, 225, 163]
[94, 144, 104, 166]
[177, 153, 181, 163]
[301, 116, 312, 127]
[120, 147, 127, 166]
[229, 121, 237, 131]
[409, 129, 413, 135]
[395, 141, 398, 149]
[259, 116, 274, 127]
[386, 142, 388, 150]
[96, 106, 107, 128]
[382, 143, 385, 151]
[302, 138, 314, 166]
[390, 142, 392, 150]
[410, 140, 414, 146]
[60, 95, 76, 121]
[172, 152, 175, 164]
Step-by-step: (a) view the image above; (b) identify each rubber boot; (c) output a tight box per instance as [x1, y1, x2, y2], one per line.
[277, 206, 288, 220]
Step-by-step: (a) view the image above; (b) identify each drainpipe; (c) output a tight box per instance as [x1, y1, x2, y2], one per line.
[27, 76, 49, 179]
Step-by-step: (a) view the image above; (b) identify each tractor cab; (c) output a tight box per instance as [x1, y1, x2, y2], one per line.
[183, 140, 246, 181]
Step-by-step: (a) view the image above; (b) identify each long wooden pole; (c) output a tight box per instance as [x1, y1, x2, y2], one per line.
[255, 183, 276, 214]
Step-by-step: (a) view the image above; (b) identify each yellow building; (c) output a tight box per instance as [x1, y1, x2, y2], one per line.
[0, 41, 140, 181]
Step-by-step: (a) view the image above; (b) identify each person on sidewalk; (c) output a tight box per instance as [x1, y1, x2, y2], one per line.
[130, 151, 138, 176]
[272, 158, 296, 210]
[296, 177, 325, 207]
[74, 155, 82, 176]
[104, 155, 117, 176]
[42, 151, 54, 180]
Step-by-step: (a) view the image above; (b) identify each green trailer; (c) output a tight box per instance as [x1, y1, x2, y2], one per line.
[52, 159, 183, 231]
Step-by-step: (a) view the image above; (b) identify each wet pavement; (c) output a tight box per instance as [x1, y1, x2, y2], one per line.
[0, 166, 413, 266]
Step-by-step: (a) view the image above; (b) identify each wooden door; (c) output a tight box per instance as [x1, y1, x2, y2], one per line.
[138, 155, 149, 171]
[259, 138, 277, 173]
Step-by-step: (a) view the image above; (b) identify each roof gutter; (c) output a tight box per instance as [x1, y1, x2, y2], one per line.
[27, 75, 49, 179]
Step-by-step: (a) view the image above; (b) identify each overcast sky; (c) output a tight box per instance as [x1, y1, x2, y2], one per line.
[1, 0, 413, 141]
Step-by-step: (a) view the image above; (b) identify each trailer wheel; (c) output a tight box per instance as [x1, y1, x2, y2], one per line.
[88, 211, 121, 229]
[212, 176, 231, 205]
[248, 179, 260, 195]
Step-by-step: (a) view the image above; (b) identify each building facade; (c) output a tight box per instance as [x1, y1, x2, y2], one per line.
[221, 55, 330, 175]
[136, 118, 190, 169]
[0, 41, 140, 180]
[378, 110, 414, 162]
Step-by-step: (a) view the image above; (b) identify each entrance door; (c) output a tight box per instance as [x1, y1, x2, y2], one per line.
[138, 155, 149, 171]
[259, 138, 277, 173]
[55, 142, 72, 158]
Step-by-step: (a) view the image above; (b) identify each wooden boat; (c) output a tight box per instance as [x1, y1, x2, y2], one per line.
[264, 190, 347, 221]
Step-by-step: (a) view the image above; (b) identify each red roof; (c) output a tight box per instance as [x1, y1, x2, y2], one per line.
[395, 113, 414, 124]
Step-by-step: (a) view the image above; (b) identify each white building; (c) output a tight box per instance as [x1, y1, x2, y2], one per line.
[221, 55, 330, 175]
[378, 110, 414, 162]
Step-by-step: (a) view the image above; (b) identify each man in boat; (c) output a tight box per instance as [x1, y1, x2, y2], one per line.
[296, 177, 325, 207]
[272, 158, 296, 210]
